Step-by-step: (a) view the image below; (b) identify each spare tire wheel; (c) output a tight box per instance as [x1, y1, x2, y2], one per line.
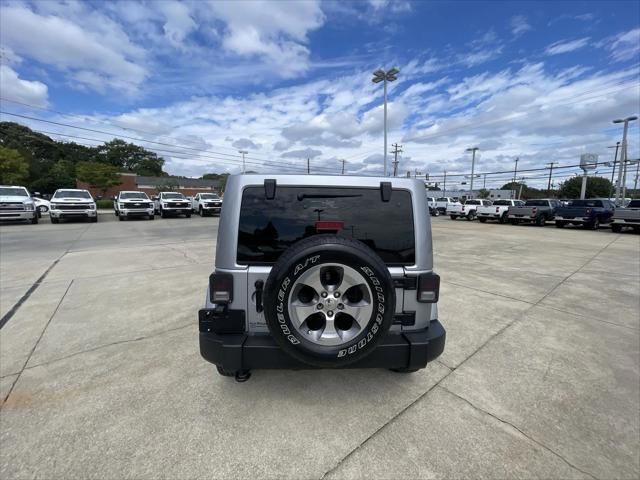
[263, 235, 395, 367]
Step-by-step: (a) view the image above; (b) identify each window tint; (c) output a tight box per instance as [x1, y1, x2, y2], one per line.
[525, 200, 548, 207]
[436, 197, 448, 202]
[465, 200, 480, 205]
[0, 187, 29, 196]
[200, 193, 219, 199]
[627, 200, 640, 208]
[54, 190, 91, 199]
[493, 200, 510, 206]
[568, 200, 603, 207]
[238, 186, 415, 265]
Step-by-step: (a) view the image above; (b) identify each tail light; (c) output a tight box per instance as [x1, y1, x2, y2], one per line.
[496, 207, 500, 213]
[315, 221, 344, 232]
[586, 208, 592, 215]
[209, 273, 233, 304]
[417, 272, 440, 303]
[462, 205, 465, 211]
[532, 207, 538, 214]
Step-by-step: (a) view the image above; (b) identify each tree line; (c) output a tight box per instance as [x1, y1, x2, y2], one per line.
[0, 122, 167, 194]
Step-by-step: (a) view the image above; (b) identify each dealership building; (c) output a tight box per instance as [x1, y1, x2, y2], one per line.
[77, 173, 221, 199]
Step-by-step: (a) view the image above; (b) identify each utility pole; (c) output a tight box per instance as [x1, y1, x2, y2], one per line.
[341, 159, 346, 175]
[633, 159, 639, 194]
[518, 176, 525, 199]
[307, 158, 310, 174]
[613, 116, 638, 205]
[512, 157, 519, 198]
[608, 142, 620, 199]
[483, 173, 487, 189]
[443, 170, 447, 195]
[238, 150, 248, 174]
[466, 147, 479, 194]
[546, 162, 555, 195]
[390, 143, 402, 177]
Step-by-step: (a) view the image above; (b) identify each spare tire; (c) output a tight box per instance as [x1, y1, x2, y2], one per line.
[263, 235, 395, 367]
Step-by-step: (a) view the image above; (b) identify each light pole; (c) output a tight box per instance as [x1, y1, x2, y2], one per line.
[372, 67, 399, 177]
[613, 116, 638, 204]
[607, 142, 620, 199]
[238, 150, 248, 174]
[465, 147, 479, 195]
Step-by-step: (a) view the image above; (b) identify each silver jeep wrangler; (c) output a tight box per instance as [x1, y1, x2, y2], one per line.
[199, 174, 445, 381]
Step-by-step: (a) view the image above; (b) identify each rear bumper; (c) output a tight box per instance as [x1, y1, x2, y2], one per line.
[199, 319, 446, 371]
[612, 218, 640, 225]
[555, 216, 591, 222]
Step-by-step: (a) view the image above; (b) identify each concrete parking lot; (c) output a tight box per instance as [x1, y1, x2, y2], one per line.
[1, 214, 638, 479]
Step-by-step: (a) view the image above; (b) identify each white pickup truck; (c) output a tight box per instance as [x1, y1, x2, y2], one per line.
[0, 185, 38, 224]
[447, 199, 492, 221]
[426, 196, 440, 216]
[435, 197, 456, 214]
[49, 188, 97, 223]
[477, 199, 525, 223]
[191, 192, 223, 216]
[153, 192, 192, 218]
[114, 191, 155, 221]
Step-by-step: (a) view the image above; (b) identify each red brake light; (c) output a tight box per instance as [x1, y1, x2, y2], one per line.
[315, 221, 344, 232]
[209, 273, 233, 304]
[586, 208, 592, 215]
[417, 273, 440, 303]
[496, 207, 499, 213]
[462, 205, 465, 211]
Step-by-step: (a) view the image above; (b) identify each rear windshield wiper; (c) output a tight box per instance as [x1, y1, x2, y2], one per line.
[297, 194, 362, 201]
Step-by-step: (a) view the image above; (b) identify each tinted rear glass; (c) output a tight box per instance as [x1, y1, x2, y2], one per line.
[524, 200, 548, 206]
[238, 186, 415, 265]
[465, 200, 480, 205]
[568, 200, 603, 207]
[628, 200, 640, 208]
[493, 200, 510, 206]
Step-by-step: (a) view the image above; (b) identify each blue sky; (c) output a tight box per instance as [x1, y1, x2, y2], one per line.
[0, 0, 639, 188]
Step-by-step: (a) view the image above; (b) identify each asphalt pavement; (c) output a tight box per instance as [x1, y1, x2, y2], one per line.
[1, 214, 638, 479]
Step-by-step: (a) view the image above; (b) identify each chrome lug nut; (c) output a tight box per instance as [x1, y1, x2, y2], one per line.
[334, 291, 340, 298]
[327, 310, 334, 317]
[321, 291, 328, 298]
[337, 303, 344, 310]
[317, 303, 323, 309]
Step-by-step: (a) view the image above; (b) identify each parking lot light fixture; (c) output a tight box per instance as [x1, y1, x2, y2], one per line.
[465, 147, 479, 194]
[613, 116, 638, 204]
[372, 67, 400, 177]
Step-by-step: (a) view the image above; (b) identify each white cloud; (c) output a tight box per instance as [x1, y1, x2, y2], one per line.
[204, 0, 325, 77]
[281, 148, 322, 159]
[158, 1, 197, 49]
[0, 65, 48, 107]
[0, 4, 147, 94]
[232, 138, 261, 150]
[545, 37, 590, 56]
[607, 28, 640, 62]
[510, 15, 532, 37]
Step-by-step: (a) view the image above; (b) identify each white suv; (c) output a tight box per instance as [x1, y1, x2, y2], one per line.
[49, 189, 97, 223]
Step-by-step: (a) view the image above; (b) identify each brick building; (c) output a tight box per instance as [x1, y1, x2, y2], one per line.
[77, 173, 221, 199]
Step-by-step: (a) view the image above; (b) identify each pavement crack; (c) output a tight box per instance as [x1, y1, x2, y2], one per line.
[22, 322, 194, 372]
[1, 279, 73, 407]
[439, 386, 599, 480]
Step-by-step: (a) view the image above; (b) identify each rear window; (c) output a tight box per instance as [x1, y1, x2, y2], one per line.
[568, 200, 603, 207]
[628, 200, 640, 208]
[493, 200, 511, 206]
[465, 200, 480, 205]
[436, 197, 448, 202]
[237, 186, 415, 265]
[524, 200, 548, 207]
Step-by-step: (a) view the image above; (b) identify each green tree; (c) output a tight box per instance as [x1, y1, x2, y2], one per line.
[477, 188, 490, 199]
[0, 147, 29, 184]
[501, 182, 547, 199]
[96, 139, 165, 176]
[201, 172, 229, 192]
[557, 176, 613, 199]
[155, 178, 179, 192]
[76, 161, 121, 196]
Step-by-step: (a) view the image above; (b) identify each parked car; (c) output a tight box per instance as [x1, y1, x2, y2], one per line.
[153, 192, 192, 218]
[555, 199, 615, 230]
[447, 199, 492, 221]
[477, 199, 525, 223]
[0, 185, 38, 224]
[49, 189, 97, 223]
[435, 197, 456, 214]
[192, 192, 223, 216]
[114, 191, 155, 221]
[610, 199, 640, 233]
[426, 196, 439, 216]
[32, 197, 51, 214]
[199, 175, 445, 381]
[507, 199, 561, 226]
